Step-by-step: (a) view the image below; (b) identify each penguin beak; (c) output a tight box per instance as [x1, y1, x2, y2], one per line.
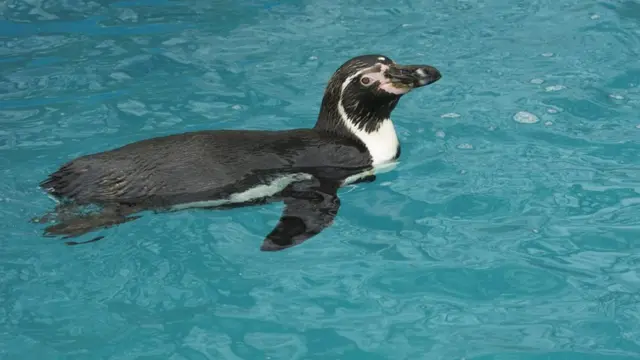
[374, 63, 441, 95]
[386, 64, 442, 89]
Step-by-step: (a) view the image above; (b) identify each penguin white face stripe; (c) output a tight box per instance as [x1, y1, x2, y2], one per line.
[337, 64, 400, 167]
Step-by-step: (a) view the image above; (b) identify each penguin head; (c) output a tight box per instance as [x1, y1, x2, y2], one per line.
[316, 54, 441, 134]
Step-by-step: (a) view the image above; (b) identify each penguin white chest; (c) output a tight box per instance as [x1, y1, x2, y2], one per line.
[350, 119, 399, 165]
[337, 113, 399, 166]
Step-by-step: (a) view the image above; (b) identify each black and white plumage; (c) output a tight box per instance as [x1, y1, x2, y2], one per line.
[35, 54, 442, 251]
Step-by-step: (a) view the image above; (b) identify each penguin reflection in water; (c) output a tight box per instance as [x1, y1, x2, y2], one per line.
[35, 54, 442, 251]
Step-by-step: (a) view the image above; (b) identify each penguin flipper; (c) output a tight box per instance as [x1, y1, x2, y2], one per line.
[261, 178, 341, 251]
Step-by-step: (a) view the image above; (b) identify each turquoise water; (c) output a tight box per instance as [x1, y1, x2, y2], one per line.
[2, 0, 640, 358]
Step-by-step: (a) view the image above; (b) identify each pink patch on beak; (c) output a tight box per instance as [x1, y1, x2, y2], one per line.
[378, 83, 411, 95]
[363, 64, 412, 95]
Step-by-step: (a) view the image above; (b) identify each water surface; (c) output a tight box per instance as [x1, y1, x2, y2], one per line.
[2, 0, 640, 359]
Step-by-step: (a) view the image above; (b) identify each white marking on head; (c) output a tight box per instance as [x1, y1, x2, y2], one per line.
[415, 68, 430, 86]
[377, 56, 386, 61]
[337, 65, 400, 166]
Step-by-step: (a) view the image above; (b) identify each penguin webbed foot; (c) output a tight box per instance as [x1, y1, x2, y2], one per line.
[43, 214, 141, 244]
[36, 203, 141, 245]
[261, 178, 341, 252]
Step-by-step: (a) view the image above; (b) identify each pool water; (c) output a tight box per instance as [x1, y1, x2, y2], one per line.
[2, 0, 640, 359]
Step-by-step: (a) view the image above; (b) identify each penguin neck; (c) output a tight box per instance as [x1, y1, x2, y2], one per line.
[314, 95, 400, 166]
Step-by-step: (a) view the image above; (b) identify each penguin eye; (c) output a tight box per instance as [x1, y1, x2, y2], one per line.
[360, 76, 372, 86]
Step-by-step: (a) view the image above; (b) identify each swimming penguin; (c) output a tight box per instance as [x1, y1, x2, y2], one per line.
[35, 54, 441, 251]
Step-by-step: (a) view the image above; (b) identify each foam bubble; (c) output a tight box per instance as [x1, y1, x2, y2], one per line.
[109, 72, 131, 81]
[610, 94, 624, 100]
[441, 112, 460, 118]
[542, 52, 554, 57]
[545, 85, 565, 92]
[118, 8, 138, 22]
[513, 111, 539, 124]
[457, 143, 473, 150]
[163, 38, 188, 46]
[435, 130, 446, 138]
[117, 100, 148, 116]
[530, 78, 544, 84]
[591, 14, 600, 20]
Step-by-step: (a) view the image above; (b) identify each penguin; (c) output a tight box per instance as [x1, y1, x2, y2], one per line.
[34, 54, 442, 251]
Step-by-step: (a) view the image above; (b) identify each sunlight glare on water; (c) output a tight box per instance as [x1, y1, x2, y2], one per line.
[2, 0, 640, 359]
